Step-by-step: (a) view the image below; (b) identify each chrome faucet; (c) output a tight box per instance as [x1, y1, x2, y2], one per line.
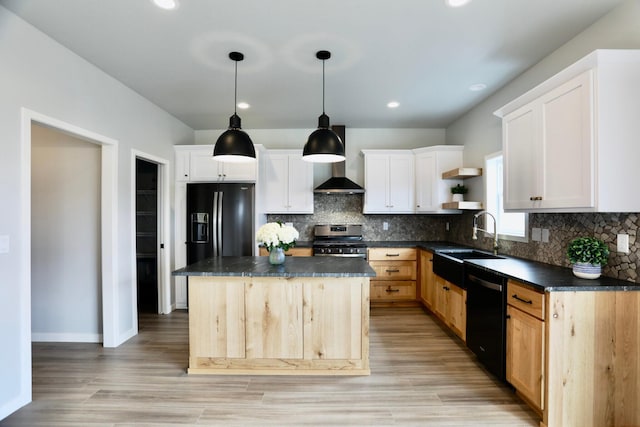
[473, 211, 499, 255]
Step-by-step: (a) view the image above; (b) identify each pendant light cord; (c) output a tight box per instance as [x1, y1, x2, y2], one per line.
[322, 58, 326, 115]
[234, 59, 238, 115]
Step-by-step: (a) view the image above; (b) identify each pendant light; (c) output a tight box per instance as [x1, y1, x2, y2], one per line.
[213, 51, 256, 163]
[302, 50, 346, 163]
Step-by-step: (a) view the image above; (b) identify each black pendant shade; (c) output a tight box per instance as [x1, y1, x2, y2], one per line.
[213, 52, 256, 163]
[302, 51, 345, 163]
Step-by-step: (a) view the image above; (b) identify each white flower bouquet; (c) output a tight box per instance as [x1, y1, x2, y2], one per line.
[256, 222, 299, 252]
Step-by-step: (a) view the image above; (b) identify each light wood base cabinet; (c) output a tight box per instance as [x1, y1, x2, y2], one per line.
[506, 279, 640, 427]
[188, 276, 370, 375]
[368, 248, 417, 305]
[506, 305, 545, 413]
[418, 249, 436, 309]
[433, 274, 467, 341]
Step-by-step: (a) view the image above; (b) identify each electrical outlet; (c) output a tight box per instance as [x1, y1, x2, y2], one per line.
[383, 222, 389, 231]
[617, 234, 630, 254]
[541, 229, 550, 243]
[531, 228, 541, 242]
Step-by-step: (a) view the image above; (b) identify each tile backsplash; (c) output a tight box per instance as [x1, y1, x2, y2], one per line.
[266, 194, 451, 241]
[268, 195, 639, 283]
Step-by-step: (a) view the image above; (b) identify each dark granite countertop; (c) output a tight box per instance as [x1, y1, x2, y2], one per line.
[173, 256, 376, 278]
[365, 240, 639, 292]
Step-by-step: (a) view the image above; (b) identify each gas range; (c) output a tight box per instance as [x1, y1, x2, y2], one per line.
[312, 224, 367, 258]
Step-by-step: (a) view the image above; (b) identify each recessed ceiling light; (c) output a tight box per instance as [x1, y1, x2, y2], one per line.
[469, 83, 487, 92]
[387, 101, 400, 108]
[445, 0, 472, 7]
[152, 0, 179, 10]
[237, 102, 250, 109]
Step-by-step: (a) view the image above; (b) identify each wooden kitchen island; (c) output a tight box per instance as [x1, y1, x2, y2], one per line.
[173, 256, 375, 375]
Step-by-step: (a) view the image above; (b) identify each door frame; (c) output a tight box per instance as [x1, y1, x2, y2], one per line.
[131, 150, 171, 316]
[20, 109, 119, 354]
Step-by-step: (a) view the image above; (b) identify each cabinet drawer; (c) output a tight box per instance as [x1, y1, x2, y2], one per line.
[370, 281, 416, 301]
[258, 247, 313, 257]
[368, 247, 416, 261]
[369, 261, 417, 280]
[507, 280, 545, 320]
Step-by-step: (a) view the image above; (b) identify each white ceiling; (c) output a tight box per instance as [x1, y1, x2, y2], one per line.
[1, 0, 626, 130]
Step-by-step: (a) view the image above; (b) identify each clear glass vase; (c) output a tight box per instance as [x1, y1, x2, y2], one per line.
[268, 247, 286, 265]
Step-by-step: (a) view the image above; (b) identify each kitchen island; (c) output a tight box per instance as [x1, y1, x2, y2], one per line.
[173, 256, 376, 375]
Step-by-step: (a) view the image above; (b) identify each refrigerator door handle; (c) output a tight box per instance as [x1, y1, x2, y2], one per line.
[212, 192, 219, 256]
[218, 191, 223, 255]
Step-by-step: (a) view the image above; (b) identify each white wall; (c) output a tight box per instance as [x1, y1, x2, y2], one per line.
[0, 5, 194, 419]
[446, 0, 640, 201]
[31, 124, 102, 342]
[195, 128, 447, 187]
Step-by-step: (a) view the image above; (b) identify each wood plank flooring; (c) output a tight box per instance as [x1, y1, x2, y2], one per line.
[1, 307, 539, 426]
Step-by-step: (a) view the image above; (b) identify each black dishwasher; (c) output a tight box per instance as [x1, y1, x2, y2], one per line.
[465, 264, 507, 381]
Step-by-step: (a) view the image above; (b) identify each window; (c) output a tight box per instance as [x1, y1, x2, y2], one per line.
[484, 152, 528, 242]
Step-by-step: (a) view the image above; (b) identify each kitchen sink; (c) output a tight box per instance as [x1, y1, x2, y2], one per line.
[432, 250, 505, 287]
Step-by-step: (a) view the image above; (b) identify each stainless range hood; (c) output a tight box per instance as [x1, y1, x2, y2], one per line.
[313, 125, 365, 194]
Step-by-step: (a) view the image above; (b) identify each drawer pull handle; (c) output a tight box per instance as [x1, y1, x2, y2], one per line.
[443, 286, 450, 291]
[529, 196, 543, 201]
[385, 288, 400, 293]
[385, 269, 400, 273]
[512, 294, 533, 304]
[386, 253, 400, 257]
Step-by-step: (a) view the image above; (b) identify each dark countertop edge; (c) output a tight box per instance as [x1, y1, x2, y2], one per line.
[173, 256, 376, 278]
[175, 272, 375, 278]
[365, 240, 640, 292]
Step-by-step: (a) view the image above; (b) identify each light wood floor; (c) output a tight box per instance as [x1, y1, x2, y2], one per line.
[2, 307, 539, 426]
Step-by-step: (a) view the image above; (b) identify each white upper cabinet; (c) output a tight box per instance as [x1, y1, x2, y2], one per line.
[501, 71, 593, 210]
[495, 49, 640, 212]
[174, 146, 258, 183]
[413, 146, 464, 213]
[261, 150, 314, 214]
[362, 150, 415, 214]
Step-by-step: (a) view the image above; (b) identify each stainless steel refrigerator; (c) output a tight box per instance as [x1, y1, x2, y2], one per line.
[186, 182, 255, 264]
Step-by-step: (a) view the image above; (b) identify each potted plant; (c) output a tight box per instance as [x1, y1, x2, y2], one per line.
[450, 184, 468, 202]
[566, 236, 610, 279]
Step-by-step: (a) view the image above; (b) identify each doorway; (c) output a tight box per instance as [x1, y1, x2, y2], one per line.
[31, 124, 103, 342]
[135, 159, 159, 313]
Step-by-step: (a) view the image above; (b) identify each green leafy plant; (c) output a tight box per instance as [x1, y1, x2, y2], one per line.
[566, 237, 610, 266]
[450, 184, 468, 195]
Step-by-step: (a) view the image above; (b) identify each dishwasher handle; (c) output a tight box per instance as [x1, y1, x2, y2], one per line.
[467, 273, 503, 292]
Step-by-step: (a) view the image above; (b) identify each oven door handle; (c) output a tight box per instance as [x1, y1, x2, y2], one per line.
[467, 273, 503, 292]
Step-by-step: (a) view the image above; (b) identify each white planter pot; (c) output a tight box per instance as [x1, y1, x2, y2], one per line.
[452, 193, 464, 202]
[572, 262, 602, 279]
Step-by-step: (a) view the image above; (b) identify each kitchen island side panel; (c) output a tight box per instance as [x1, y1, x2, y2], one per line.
[187, 276, 370, 375]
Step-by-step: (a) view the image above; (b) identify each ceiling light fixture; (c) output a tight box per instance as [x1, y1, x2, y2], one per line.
[237, 102, 250, 109]
[302, 50, 345, 163]
[213, 52, 256, 163]
[387, 101, 400, 108]
[445, 0, 472, 7]
[469, 83, 487, 91]
[152, 0, 179, 10]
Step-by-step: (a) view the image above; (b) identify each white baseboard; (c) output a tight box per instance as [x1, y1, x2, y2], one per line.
[31, 332, 102, 343]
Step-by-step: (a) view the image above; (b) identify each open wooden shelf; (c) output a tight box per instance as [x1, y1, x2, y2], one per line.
[442, 201, 483, 210]
[442, 167, 483, 180]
